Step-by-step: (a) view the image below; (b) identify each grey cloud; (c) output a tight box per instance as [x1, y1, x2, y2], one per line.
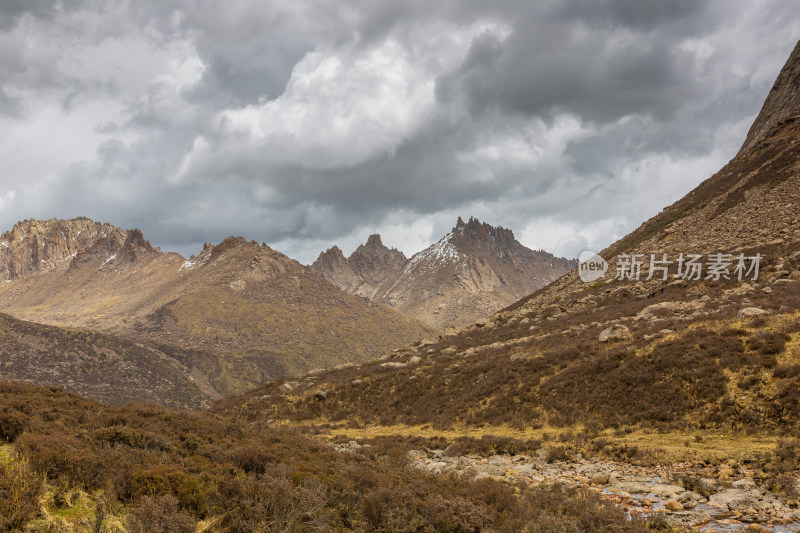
[0, 0, 60, 30]
[1, 0, 799, 265]
[0, 86, 24, 117]
[0, 0, 89, 30]
[436, 18, 704, 123]
[552, 0, 710, 31]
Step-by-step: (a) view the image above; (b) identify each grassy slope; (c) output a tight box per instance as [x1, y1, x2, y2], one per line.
[0, 313, 213, 409]
[221, 247, 800, 431]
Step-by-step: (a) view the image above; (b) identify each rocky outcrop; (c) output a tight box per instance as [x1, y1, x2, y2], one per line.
[347, 234, 408, 298]
[0, 217, 157, 280]
[311, 245, 358, 291]
[740, 40, 800, 154]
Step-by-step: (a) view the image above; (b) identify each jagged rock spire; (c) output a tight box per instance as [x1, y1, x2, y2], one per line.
[365, 234, 384, 248]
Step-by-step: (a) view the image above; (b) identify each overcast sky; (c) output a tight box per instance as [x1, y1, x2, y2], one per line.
[1, 1, 798, 263]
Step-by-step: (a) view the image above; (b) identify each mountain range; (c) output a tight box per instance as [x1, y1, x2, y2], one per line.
[312, 217, 575, 328]
[0, 218, 440, 406]
[0, 214, 571, 407]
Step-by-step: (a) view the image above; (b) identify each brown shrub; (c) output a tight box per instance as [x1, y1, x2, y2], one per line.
[15, 431, 108, 491]
[214, 472, 328, 532]
[0, 460, 43, 531]
[126, 494, 197, 533]
[119, 465, 207, 517]
[0, 411, 27, 443]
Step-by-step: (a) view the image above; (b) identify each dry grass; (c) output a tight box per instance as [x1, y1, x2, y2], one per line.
[318, 423, 781, 464]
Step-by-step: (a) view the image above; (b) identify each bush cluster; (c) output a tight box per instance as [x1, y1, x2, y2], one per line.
[0, 382, 662, 532]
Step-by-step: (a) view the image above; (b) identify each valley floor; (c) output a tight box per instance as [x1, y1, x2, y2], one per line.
[312, 424, 800, 532]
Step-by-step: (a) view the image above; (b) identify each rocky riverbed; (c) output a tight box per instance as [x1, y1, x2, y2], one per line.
[406, 448, 800, 532]
[331, 441, 800, 532]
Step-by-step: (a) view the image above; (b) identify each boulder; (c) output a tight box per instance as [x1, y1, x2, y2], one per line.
[313, 390, 328, 402]
[664, 500, 683, 511]
[677, 491, 704, 509]
[737, 307, 768, 318]
[610, 481, 651, 494]
[732, 478, 757, 490]
[278, 381, 299, 393]
[708, 488, 761, 509]
[598, 324, 631, 343]
[380, 362, 407, 369]
[649, 483, 686, 499]
[636, 301, 701, 320]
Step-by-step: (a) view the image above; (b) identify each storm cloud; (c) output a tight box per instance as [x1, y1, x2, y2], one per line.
[0, 0, 798, 262]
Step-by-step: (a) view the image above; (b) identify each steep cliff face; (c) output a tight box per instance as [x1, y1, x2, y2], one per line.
[312, 218, 575, 328]
[740, 40, 800, 154]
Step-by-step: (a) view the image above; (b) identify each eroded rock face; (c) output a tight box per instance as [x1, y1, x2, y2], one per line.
[0, 217, 156, 280]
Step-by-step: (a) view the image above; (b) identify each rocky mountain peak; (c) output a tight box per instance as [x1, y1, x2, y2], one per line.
[312, 245, 349, 271]
[740, 40, 800, 153]
[317, 245, 345, 260]
[312, 235, 407, 298]
[209, 236, 249, 260]
[453, 217, 518, 251]
[351, 234, 406, 265]
[364, 234, 384, 249]
[0, 218, 158, 280]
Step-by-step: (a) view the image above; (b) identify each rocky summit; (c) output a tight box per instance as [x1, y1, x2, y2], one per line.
[312, 217, 575, 328]
[311, 234, 407, 299]
[0, 217, 158, 280]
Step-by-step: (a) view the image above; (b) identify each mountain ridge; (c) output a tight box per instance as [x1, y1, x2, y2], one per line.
[312, 217, 576, 328]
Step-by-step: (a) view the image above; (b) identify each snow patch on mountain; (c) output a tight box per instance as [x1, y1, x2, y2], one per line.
[405, 233, 462, 273]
